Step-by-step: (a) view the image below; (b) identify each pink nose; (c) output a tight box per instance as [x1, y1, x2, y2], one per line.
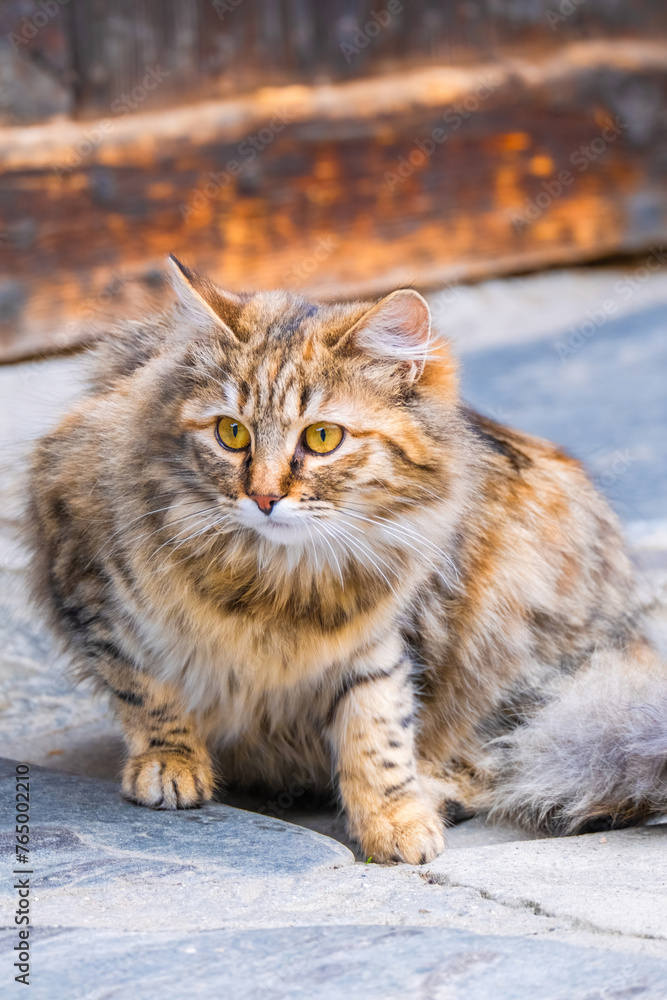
[250, 495, 281, 515]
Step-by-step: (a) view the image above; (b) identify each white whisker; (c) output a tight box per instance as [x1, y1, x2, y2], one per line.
[85, 496, 217, 570]
[337, 505, 460, 582]
[309, 519, 345, 589]
[327, 522, 398, 597]
[302, 520, 325, 579]
[147, 504, 223, 561]
[156, 515, 232, 571]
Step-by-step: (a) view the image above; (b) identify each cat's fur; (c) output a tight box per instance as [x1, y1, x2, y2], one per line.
[26, 256, 667, 863]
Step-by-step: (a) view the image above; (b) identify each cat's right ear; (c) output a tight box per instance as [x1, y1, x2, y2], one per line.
[167, 254, 242, 339]
[333, 289, 433, 383]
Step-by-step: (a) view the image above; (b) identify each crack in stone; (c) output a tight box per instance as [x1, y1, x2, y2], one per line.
[420, 871, 664, 944]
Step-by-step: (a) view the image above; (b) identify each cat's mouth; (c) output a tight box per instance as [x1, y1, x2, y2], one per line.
[236, 497, 310, 546]
[247, 517, 311, 546]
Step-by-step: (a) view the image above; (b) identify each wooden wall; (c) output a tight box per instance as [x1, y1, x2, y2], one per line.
[1, 2, 667, 359]
[4, 0, 667, 122]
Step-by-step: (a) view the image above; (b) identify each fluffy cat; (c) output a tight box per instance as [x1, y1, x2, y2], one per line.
[26, 255, 667, 863]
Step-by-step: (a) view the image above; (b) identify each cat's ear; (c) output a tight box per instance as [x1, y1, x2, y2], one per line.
[167, 254, 242, 338]
[337, 289, 432, 382]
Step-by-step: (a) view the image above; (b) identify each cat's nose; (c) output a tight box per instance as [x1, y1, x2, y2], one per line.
[249, 494, 282, 515]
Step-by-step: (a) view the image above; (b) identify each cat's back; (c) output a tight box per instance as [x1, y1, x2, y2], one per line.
[433, 407, 637, 663]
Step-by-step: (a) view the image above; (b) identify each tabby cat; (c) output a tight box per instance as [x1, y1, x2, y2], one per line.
[26, 256, 667, 863]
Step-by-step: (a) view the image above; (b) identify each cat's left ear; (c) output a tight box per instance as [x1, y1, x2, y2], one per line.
[167, 254, 243, 339]
[337, 289, 431, 382]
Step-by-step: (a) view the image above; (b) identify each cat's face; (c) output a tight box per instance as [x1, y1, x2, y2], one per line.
[132, 259, 461, 579]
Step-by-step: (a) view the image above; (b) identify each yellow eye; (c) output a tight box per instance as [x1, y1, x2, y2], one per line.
[216, 416, 251, 451]
[304, 422, 344, 455]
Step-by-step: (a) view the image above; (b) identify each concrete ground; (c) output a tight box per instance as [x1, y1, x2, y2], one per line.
[1, 263, 666, 998]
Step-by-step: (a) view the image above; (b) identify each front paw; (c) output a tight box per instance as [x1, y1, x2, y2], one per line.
[121, 749, 214, 809]
[353, 797, 446, 864]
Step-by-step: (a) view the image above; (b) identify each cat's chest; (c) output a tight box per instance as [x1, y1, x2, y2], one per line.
[150, 602, 388, 720]
[137, 564, 400, 727]
[157, 631, 339, 737]
[183, 586, 391, 671]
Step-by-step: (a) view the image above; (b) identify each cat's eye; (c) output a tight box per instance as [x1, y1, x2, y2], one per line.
[303, 422, 344, 455]
[216, 416, 251, 451]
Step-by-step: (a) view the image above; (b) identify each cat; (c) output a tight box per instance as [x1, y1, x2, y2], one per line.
[25, 255, 667, 863]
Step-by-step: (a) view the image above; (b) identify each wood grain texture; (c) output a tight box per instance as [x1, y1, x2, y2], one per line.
[1, 40, 667, 360]
[60, 0, 667, 117]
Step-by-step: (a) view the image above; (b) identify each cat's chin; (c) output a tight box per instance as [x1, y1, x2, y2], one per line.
[246, 517, 310, 547]
[235, 498, 315, 547]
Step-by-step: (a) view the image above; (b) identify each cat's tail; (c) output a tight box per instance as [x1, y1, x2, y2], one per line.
[484, 639, 667, 833]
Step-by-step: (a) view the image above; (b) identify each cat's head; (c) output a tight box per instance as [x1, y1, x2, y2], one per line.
[104, 257, 467, 584]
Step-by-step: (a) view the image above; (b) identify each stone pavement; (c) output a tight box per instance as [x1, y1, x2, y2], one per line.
[1, 760, 667, 999]
[1, 264, 666, 997]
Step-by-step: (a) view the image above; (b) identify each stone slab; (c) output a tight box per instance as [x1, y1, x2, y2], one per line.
[0, 760, 550, 937]
[2, 757, 667, 969]
[426, 825, 667, 941]
[0, 762, 353, 898]
[3, 924, 667, 1000]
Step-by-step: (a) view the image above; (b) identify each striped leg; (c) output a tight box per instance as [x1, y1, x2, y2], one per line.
[95, 650, 214, 809]
[327, 635, 445, 864]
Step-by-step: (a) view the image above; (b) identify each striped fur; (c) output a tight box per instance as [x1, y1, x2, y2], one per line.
[25, 258, 667, 862]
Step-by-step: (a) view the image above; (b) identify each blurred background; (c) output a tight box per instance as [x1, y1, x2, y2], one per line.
[0, 0, 666, 808]
[1, 0, 667, 359]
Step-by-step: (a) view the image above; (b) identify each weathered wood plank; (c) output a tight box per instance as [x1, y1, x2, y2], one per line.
[4, 0, 667, 126]
[62, 0, 667, 118]
[1, 40, 667, 360]
[0, 0, 73, 124]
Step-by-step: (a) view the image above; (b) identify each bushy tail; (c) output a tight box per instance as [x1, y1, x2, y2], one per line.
[485, 641, 667, 833]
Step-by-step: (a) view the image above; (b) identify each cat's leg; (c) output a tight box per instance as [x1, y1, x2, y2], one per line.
[94, 650, 215, 809]
[327, 634, 445, 864]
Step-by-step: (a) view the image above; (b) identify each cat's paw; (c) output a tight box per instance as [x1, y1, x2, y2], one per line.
[121, 750, 214, 809]
[354, 798, 446, 865]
